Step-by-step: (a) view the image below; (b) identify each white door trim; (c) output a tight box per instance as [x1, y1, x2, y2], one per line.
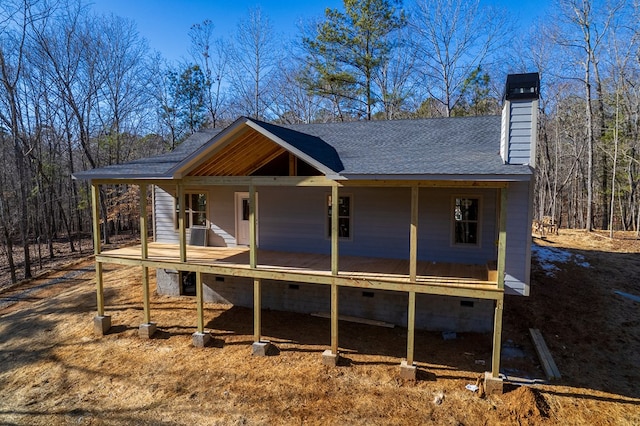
[234, 192, 258, 246]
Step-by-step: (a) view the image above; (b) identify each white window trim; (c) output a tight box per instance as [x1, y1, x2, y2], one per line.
[450, 195, 482, 248]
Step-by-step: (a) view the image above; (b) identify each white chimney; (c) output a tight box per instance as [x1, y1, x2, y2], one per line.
[500, 73, 540, 166]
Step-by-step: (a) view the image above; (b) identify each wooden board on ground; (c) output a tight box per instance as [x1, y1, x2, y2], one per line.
[529, 328, 561, 381]
[311, 312, 395, 328]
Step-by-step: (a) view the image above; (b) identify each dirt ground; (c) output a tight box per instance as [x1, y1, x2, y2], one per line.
[0, 230, 638, 425]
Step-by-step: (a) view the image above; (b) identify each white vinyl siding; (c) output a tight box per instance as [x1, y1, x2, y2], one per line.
[153, 184, 531, 296]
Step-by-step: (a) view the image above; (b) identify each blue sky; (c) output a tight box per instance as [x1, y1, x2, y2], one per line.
[90, 0, 549, 63]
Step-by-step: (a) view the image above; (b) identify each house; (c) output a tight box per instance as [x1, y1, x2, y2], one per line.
[73, 73, 540, 391]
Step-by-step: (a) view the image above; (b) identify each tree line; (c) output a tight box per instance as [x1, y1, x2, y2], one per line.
[1, 0, 639, 283]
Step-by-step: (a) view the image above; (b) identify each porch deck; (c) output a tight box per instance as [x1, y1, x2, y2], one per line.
[97, 242, 501, 298]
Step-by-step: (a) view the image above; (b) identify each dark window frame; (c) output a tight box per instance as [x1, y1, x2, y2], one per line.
[452, 196, 481, 247]
[326, 194, 352, 240]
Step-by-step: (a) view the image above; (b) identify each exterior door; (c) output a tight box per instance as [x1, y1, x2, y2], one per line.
[235, 192, 253, 246]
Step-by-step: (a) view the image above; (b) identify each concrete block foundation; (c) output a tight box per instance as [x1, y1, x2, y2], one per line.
[252, 341, 276, 356]
[322, 349, 339, 367]
[138, 323, 157, 339]
[155, 268, 495, 333]
[192, 332, 212, 348]
[93, 315, 111, 336]
[399, 360, 417, 380]
[484, 371, 504, 395]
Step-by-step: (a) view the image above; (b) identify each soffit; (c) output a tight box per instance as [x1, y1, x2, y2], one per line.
[187, 127, 288, 177]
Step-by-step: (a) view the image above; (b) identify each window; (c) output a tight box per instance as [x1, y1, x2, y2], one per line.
[453, 197, 479, 245]
[327, 195, 351, 239]
[176, 193, 207, 229]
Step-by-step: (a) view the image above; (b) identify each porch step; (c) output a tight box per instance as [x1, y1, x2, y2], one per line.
[486, 261, 498, 282]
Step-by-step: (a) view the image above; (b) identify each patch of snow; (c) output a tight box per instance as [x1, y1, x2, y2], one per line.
[531, 244, 591, 277]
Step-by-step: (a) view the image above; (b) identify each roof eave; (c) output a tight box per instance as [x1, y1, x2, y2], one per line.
[340, 173, 533, 182]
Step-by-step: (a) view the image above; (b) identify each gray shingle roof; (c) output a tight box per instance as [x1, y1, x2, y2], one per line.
[73, 116, 532, 181]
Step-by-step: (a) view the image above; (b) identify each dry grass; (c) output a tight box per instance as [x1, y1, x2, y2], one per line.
[0, 230, 638, 425]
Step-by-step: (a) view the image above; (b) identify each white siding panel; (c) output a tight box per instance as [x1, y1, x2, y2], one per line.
[154, 184, 531, 296]
[507, 100, 534, 165]
[504, 181, 532, 296]
[209, 186, 246, 247]
[418, 188, 497, 265]
[154, 186, 178, 243]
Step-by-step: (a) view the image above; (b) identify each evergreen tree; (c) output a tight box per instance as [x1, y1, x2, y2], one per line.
[302, 0, 405, 120]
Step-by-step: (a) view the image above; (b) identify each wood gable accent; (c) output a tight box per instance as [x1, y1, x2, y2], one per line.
[187, 127, 288, 177]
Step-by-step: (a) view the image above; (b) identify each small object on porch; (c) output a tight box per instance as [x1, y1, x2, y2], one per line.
[93, 315, 111, 336]
[138, 322, 157, 339]
[529, 328, 561, 381]
[189, 225, 208, 246]
[400, 360, 417, 380]
[192, 331, 212, 348]
[322, 349, 339, 367]
[442, 331, 457, 340]
[433, 392, 444, 405]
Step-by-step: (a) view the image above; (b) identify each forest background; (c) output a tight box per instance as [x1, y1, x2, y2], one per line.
[1, 0, 639, 283]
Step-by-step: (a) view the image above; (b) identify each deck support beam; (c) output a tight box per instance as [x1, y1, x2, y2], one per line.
[401, 186, 419, 379]
[249, 185, 273, 355]
[91, 183, 110, 335]
[177, 183, 187, 263]
[486, 186, 508, 393]
[324, 185, 340, 365]
[138, 184, 155, 338]
[140, 184, 152, 325]
[192, 270, 211, 347]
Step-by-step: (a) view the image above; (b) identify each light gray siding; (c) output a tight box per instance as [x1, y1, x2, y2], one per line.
[209, 186, 247, 247]
[154, 186, 178, 244]
[153, 183, 531, 296]
[507, 100, 537, 164]
[417, 188, 497, 265]
[153, 185, 246, 247]
[504, 181, 532, 295]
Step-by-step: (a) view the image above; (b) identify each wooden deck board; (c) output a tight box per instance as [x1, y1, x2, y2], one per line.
[100, 243, 498, 289]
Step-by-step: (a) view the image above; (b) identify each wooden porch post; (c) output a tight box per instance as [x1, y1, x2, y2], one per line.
[91, 182, 110, 335]
[249, 184, 257, 269]
[407, 186, 419, 366]
[400, 186, 419, 379]
[492, 297, 504, 378]
[330, 185, 339, 355]
[409, 186, 418, 281]
[249, 184, 262, 343]
[91, 183, 104, 316]
[137, 183, 156, 338]
[248, 184, 272, 355]
[177, 183, 187, 263]
[196, 271, 205, 333]
[192, 269, 211, 347]
[492, 186, 508, 378]
[140, 184, 151, 324]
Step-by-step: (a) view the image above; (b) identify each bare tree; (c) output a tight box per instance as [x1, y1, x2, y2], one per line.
[189, 19, 229, 128]
[230, 7, 280, 120]
[411, 0, 509, 117]
[550, 0, 623, 231]
[0, 0, 35, 280]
